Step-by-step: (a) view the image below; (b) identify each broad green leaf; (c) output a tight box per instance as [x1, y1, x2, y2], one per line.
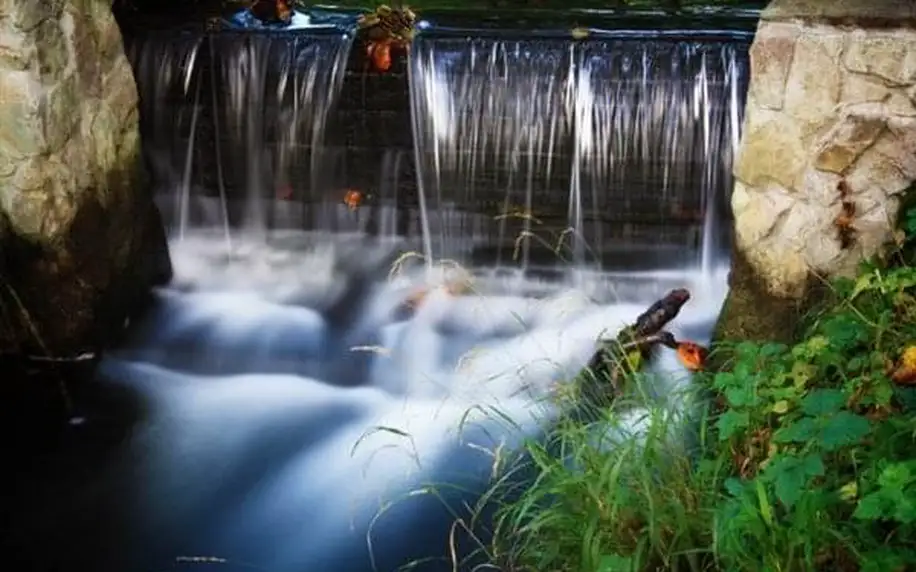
[735, 341, 761, 361]
[724, 477, 745, 498]
[894, 496, 916, 524]
[716, 410, 750, 441]
[819, 314, 870, 352]
[725, 386, 755, 408]
[801, 388, 846, 416]
[766, 454, 825, 509]
[877, 462, 916, 489]
[773, 417, 819, 443]
[800, 453, 826, 476]
[819, 412, 871, 451]
[732, 359, 756, 381]
[759, 342, 789, 358]
[854, 491, 894, 520]
[712, 371, 737, 390]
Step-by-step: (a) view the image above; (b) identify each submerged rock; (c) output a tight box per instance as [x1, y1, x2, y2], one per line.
[0, 0, 171, 357]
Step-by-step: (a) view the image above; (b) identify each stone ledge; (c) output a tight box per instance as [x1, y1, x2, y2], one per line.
[762, 0, 916, 28]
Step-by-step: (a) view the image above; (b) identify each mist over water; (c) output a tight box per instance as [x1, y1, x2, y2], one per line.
[6, 13, 749, 572]
[93, 230, 726, 571]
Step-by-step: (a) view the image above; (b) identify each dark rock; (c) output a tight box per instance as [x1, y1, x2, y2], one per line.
[0, 0, 172, 359]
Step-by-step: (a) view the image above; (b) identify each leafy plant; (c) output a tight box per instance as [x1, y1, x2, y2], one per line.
[470, 203, 916, 572]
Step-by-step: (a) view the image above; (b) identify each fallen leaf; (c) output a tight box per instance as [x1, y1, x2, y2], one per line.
[891, 345, 916, 385]
[676, 341, 708, 371]
[571, 27, 590, 40]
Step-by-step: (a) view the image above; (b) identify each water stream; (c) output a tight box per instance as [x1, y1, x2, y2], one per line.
[5, 14, 749, 572]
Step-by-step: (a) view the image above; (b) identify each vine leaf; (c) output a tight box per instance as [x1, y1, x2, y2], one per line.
[764, 453, 825, 509]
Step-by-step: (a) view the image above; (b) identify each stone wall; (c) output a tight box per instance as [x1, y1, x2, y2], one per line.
[0, 0, 171, 357]
[730, 0, 916, 300]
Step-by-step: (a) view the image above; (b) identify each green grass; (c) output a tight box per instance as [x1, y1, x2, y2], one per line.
[487, 397, 727, 572]
[386, 204, 916, 572]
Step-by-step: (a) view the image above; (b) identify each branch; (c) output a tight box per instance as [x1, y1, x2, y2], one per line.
[631, 287, 691, 338]
[581, 288, 693, 401]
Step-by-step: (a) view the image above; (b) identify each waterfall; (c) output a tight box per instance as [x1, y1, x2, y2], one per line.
[129, 26, 354, 243]
[408, 33, 749, 279]
[4, 10, 762, 572]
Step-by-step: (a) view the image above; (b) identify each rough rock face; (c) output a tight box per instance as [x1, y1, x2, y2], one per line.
[0, 0, 171, 356]
[731, 0, 916, 299]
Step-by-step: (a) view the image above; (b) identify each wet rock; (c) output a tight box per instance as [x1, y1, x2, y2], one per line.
[0, 0, 171, 358]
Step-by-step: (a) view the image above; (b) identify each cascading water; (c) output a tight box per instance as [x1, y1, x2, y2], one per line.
[6, 9, 755, 572]
[409, 37, 577, 271]
[409, 33, 747, 281]
[574, 38, 746, 276]
[130, 24, 353, 240]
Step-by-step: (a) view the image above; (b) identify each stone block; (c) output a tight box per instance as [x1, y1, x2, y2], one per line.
[844, 30, 916, 87]
[813, 112, 887, 174]
[748, 21, 799, 110]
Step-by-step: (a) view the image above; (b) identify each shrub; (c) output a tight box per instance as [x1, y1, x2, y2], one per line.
[479, 210, 916, 572]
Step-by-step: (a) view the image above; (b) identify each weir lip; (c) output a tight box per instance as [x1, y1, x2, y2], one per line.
[309, 4, 762, 38]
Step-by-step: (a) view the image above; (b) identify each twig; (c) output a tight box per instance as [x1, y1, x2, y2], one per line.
[22, 352, 97, 363]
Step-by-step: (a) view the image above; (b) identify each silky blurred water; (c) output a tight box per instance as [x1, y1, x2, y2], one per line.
[0, 230, 725, 572]
[0, 11, 748, 571]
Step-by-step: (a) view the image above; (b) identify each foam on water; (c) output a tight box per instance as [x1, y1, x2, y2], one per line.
[97, 229, 726, 570]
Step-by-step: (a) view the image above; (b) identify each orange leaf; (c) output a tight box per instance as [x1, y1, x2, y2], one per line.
[891, 346, 916, 385]
[676, 341, 708, 372]
[367, 41, 392, 72]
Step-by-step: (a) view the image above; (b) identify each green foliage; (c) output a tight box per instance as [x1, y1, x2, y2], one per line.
[489, 404, 728, 572]
[478, 205, 916, 571]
